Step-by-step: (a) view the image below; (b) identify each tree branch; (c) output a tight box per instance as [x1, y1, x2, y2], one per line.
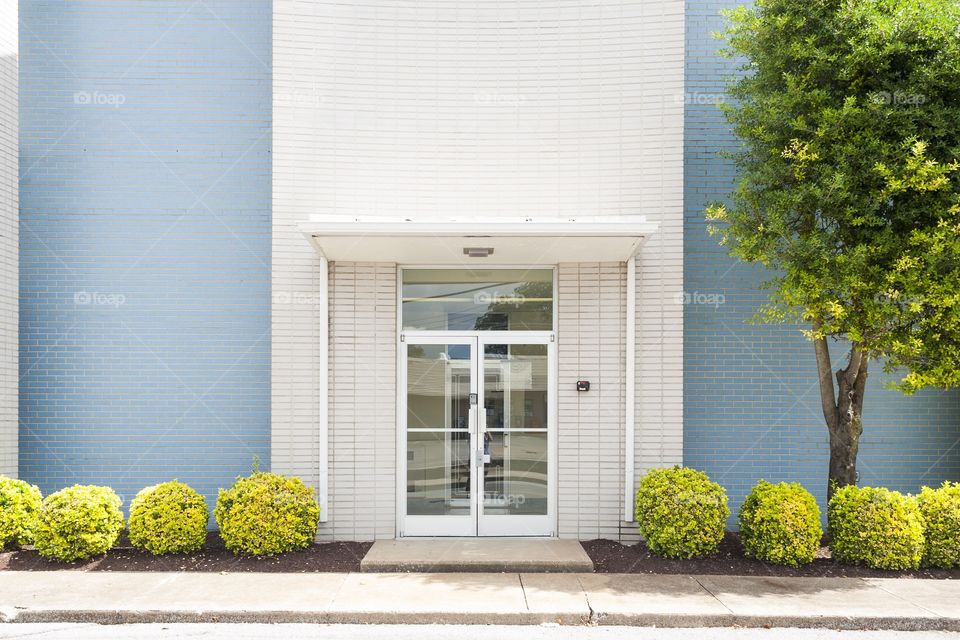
[852, 356, 869, 416]
[845, 347, 864, 388]
[812, 320, 838, 431]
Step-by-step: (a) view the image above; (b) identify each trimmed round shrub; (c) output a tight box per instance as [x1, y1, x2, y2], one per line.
[0, 477, 43, 549]
[34, 485, 124, 562]
[828, 485, 924, 570]
[917, 481, 960, 568]
[214, 472, 320, 556]
[128, 481, 209, 555]
[635, 466, 729, 558]
[738, 480, 822, 566]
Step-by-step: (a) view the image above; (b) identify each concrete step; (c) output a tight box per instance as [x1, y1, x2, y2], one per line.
[359, 538, 594, 573]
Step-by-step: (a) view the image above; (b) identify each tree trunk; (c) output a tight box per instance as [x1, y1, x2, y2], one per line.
[812, 325, 869, 503]
[827, 413, 861, 492]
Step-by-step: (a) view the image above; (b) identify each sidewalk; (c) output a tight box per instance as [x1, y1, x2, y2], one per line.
[0, 572, 958, 630]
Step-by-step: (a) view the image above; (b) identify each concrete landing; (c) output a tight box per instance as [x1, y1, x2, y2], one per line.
[360, 538, 594, 573]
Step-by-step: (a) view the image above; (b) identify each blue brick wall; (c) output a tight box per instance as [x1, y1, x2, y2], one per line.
[15, 0, 957, 533]
[684, 0, 960, 523]
[19, 0, 271, 515]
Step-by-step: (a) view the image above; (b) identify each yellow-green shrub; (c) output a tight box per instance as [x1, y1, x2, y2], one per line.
[635, 466, 729, 558]
[128, 481, 209, 555]
[33, 485, 124, 562]
[214, 472, 319, 556]
[917, 481, 960, 568]
[0, 477, 43, 549]
[828, 485, 924, 570]
[739, 480, 822, 566]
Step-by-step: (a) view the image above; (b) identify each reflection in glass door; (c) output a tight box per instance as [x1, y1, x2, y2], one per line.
[478, 342, 551, 536]
[403, 340, 476, 536]
[401, 335, 554, 537]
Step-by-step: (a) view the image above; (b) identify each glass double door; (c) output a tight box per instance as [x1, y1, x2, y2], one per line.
[402, 335, 554, 536]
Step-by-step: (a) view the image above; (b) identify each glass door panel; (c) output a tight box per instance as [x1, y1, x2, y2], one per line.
[403, 341, 476, 536]
[402, 336, 553, 537]
[406, 431, 471, 516]
[479, 342, 551, 536]
[482, 431, 548, 515]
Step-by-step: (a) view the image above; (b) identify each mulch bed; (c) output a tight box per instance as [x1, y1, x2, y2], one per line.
[5, 531, 957, 577]
[0, 533, 372, 572]
[583, 533, 960, 579]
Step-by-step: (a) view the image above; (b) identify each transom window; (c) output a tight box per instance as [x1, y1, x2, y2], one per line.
[401, 268, 553, 331]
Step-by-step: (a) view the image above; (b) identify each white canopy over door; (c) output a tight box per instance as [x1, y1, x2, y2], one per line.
[300, 215, 657, 534]
[300, 215, 656, 265]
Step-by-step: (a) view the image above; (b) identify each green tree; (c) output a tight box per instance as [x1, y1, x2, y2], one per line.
[708, 0, 960, 499]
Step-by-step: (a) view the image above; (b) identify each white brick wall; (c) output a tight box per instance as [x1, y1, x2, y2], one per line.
[557, 263, 625, 540]
[275, 0, 682, 221]
[0, 0, 17, 477]
[272, 2, 323, 513]
[274, 0, 684, 540]
[326, 262, 396, 540]
[270, 219, 322, 499]
[631, 0, 686, 487]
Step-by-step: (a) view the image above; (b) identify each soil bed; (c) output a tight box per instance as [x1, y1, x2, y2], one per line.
[0, 533, 371, 572]
[584, 533, 960, 579]
[5, 532, 958, 577]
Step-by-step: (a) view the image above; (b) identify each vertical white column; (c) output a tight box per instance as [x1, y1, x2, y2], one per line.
[624, 255, 637, 521]
[318, 255, 329, 521]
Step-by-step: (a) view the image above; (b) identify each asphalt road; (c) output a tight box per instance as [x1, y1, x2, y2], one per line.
[0, 625, 955, 640]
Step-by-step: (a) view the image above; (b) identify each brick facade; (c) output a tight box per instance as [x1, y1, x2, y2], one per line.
[273, 0, 685, 540]
[18, 1, 271, 507]
[12, 0, 956, 537]
[0, 0, 15, 477]
[683, 0, 960, 520]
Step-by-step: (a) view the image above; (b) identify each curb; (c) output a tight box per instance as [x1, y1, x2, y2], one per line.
[4, 610, 959, 630]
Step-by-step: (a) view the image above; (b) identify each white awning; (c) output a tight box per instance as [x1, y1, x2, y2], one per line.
[301, 213, 654, 524]
[299, 215, 658, 264]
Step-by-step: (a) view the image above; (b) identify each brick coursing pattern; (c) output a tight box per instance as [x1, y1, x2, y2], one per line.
[13, 0, 956, 539]
[18, 1, 271, 510]
[325, 262, 397, 540]
[274, 0, 685, 540]
[0, 0, 16, 476]
[684, 0, 960, 523]
[557, 263, 626, 540]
